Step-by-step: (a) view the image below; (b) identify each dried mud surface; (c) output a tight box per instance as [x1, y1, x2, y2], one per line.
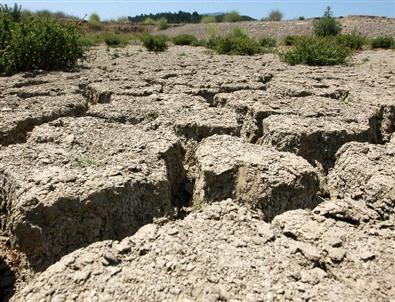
[0, 45, 394, 301]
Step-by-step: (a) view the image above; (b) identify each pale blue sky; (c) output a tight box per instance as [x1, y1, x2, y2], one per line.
[4, 0, 395, 20]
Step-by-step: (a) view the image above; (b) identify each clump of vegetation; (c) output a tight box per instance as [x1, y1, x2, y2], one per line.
[371, 36, 394, 49]
[222, 11, 241, 23]
[157, 17, 168, 30]
[207, 27, 263, 55]
[267, 10, 283, 21]
[283, 35, 301, 46]
[88, 13, 103, 30]
[82, 32, 136, 47]
[143, 17, 156, 25]
[336, 33, 366, 50]
[259, 37, 276, 48]
[201, 15, 216, 23]
[279, 36, 352, 66]
[298, 16, 305, 20]
[141, 34, 168, 52]
[314, 6, 342, 37]
[0, 13, 86, 75]
[172, 34, 199, 46]
[0, 3, 21, 21]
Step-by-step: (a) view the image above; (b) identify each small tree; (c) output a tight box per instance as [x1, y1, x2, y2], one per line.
[267, 10, 283, 21]
[157, 17, 168, 30]
[88, 13, 102, 30]
[222, 11, 241, 23]
[314, 6, 342, 37]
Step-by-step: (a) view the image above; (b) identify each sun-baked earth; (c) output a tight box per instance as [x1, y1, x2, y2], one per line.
[0, 43, 394, 302]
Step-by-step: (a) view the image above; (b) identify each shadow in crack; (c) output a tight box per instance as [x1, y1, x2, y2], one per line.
[0, 256, 16, 302]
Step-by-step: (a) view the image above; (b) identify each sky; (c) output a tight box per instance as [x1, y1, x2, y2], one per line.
[3, 0, 395, 20]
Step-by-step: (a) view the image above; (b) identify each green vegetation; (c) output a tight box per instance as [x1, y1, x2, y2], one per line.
[0, 3, 21, 21]
[157, 17, 168, 30]
[82, 32, 137, 47]
[298, 16, 305, 20]
[267, 10, 283, 21]
[222, 11, 242, 23]
[259, 37, 276, 48]
[336, 33, 366, 50]
[201, 15, 216, 23]
[208, 27, 267, 55]
[172, 34, 199, 46]
[130, 11, 201, 24]
[0, 10, 86, 75]
[279, 36, 352, 66]
[371, 36, 394, 49]
[283, 35, 302, 46]
[141, 34, 168, 52]
[314, 6, 342, 37]
[88, 13, 103, 31]
[143, 17, 156, 25]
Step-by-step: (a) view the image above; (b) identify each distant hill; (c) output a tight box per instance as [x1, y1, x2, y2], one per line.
[127, 11, 255, 24]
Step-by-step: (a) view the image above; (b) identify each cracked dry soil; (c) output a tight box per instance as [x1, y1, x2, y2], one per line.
[0, 46, 394, 302]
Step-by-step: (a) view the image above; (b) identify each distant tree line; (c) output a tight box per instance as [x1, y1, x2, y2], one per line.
[127, 11, 255, 24]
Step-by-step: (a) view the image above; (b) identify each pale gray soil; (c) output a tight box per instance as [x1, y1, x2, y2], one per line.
[0, 45, 394, 301]
[161, 16, 395, 39]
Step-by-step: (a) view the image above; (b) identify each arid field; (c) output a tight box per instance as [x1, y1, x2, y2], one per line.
[1, 16, 395, 302]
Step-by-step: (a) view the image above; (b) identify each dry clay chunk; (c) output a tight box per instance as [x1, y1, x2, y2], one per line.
[258, 115, 373, 170]
[328, 140, 395, 219]
[0, 95, 87, 146]
[14, 200, 395, 302]
[193, 135, 319, 220]
[0, 117, 184, 268]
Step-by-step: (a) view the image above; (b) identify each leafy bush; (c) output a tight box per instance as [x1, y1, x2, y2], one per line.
[0, 15, 86, 74]
[371, 36, 394, 49]
[222, 11, 241, 23]
[267, 10, 283, 21]
[172, 34, 199, 46]
[201, 15, 216, 23]
[279, 36, 352, 66]
[314, 7, 342, 37]
[298, 16, 305, 20]
[143, 17, 156, 25]
[336, 33, 366, 50]
[283, 35, 301, 46]
[141, 34, 168, 52]
[0, 3, 21, 22]
[259, 37, 276, 48]
[158, 17, 168, 30]
[208, 27, 262, 55]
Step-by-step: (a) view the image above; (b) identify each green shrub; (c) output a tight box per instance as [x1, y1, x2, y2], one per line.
[222, 11, 241, 23]
[283, 35, 302, 46]
[141, 34, 168, 52]
[201, 15, 216, 23]
[172, 34, 199, 46]
[314, 7, 342, 37]
[279, 36, 352, 66]
[208, 27, 262, 55]
[0, 3, 21, 22]
[336, 33, 366, 50]
[0, 15, 86, 74]
[371, 36, 394, 49]
[158, 17, 168, 30]
[104, 35, 122, 47]
[143, 17, 156, 25]
[298, 16, 305, 20]
[267, 10, 283, 21]
[259, 37, 276, 48]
